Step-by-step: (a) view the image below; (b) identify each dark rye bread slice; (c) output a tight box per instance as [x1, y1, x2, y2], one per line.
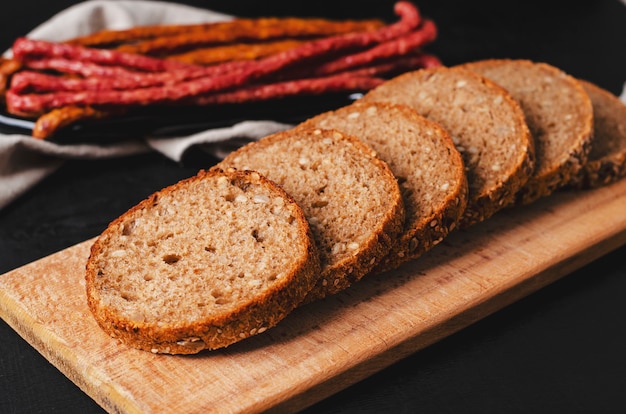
[86, 169, 321, 354]
[216, 128, 404, 302]
[298, 101, 467, 272]
[568, 80, 626, 188]
[459, 59, 594, 204]
[361, 66, 534, 227]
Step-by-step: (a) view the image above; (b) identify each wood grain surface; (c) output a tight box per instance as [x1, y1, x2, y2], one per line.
[2, 179, 626, 414]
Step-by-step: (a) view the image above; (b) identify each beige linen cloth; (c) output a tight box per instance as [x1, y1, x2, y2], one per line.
[0, 0, 292, 209]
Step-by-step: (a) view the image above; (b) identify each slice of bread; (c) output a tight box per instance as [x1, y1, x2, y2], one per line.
[459, 59, 594, 204]
[216, 128, 405, 301]
[568, 79, 626, 188]
[298, 101, 467, 272]
[86, 168, 321, 354]
[360, 66, 534, 227]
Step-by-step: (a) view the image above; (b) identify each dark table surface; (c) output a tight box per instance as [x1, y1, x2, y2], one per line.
[1, 1, 626, 413]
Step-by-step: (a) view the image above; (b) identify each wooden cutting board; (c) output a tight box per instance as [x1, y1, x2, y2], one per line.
[2, 179, 626, 414]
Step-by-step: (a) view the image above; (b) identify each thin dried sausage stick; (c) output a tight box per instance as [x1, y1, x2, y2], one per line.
[65, 21, 236, 47]
[0, 58, 22, 78]
[22, 58, 142, 78]
[276, 51, 441, 84]
[339, 53, 442, 78]
[12, 37, 194, 72]
[10, 69, 212, 93]
[13, 59, 256, 92]
[313, 19, 437, 75]
[13, 55, 259, 92]
[192, 75, 385, 105]
[31, 105, 115, 139]
[165, 39, 308, 66]
[68, 18, 384, 48]
[5, 69, 252, 113]
[114, 18, 386, 55]
[21, 56, 245, 82]
[11, 70, 142, 93]
[0, 58, 22, 98]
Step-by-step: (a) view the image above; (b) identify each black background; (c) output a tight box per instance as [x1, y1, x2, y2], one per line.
[1, 1, 626, 413]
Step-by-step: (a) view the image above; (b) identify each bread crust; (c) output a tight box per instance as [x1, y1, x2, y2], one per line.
[86, 169, 321, 354]
[568, 79, 626, 188]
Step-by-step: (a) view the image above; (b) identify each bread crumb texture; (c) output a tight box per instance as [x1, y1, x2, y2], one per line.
[217, 128, 404, 301]
[460, 59, 593, 203]
[361, 66, 534, 227]
[299, 101, 467, 271]
[86, 169, 320, 354]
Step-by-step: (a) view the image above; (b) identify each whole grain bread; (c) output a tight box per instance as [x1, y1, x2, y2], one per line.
[568, 79, 626, 188]
[459, 59, 594, 204]
[360, 66, 535, 227]
[85, 168, 321, 354]
[216, 128, 405, 301]
[298, 101, 467, 272]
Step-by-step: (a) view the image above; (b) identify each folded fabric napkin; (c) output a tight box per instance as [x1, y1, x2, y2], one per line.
[0, 0, 292, 210]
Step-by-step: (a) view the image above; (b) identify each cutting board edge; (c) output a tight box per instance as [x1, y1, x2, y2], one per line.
[268, 227, 626, 413]
[0, 267, 147, 414]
